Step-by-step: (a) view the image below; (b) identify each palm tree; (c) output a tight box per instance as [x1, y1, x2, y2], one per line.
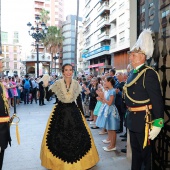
[43, 26, 64, 73]
[39, 9, 50, 24]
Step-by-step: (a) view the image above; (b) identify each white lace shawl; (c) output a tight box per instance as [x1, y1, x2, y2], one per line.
[49, 79, 82, 103]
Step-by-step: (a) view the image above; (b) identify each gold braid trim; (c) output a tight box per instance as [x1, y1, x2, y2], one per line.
[145, 65, 160, 82]
[123, 66, 160, 104]
[0, 83, 9, 115]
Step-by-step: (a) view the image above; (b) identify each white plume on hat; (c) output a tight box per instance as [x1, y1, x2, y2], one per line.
[130, 28, 154, 59]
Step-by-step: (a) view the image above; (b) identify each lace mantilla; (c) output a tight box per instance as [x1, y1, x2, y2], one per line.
[49, 79, 82, 103]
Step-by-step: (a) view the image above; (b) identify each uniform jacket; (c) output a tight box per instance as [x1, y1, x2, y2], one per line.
[124, 65, 164, 133]
[0, 83, 11, 150]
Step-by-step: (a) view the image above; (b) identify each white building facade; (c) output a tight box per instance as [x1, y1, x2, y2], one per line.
[82, 0, 130, 74]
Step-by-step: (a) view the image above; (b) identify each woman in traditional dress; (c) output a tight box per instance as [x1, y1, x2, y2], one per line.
[40, 63, 99, 170]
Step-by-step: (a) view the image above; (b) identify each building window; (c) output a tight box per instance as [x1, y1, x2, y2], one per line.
[94, 58, 98, 64]
[119, 13, 125, 26]
[6, 54, 9, 59]
[14, 63, 17, 69]
[119, 2, 124, 9]
[14, 54, 17, 60]
[119, 31, 125, 42]
[6, 46, 9, 52]
[13, 32, 19, 44]
[6, 62, 9, 68]
[2, 45, 4, 52]
[1, 32, 8, 43]
[100, 56, 105, 63]
[14, 46, 17, 53]
[111, 8, 116, 15]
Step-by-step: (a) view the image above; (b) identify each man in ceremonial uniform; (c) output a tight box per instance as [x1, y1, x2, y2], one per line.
[123, 29, 164, 170]
[0, 81, 11, 170]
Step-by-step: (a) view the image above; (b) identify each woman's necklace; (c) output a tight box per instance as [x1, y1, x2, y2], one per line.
[64, 80, 71, 95]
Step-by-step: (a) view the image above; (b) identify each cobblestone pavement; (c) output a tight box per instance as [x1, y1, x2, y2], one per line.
[3, 99, 130, 170]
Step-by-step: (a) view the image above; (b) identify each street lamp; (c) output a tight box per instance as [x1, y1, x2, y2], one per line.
[53, 53, 59, 74]
[27, 16, 48, 77]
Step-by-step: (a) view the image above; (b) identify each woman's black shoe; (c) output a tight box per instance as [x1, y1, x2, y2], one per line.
[121, 149, 127, 153]
[120, 133, 127, 138]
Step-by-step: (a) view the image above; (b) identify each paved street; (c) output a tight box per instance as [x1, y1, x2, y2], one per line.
[3, 99, 131, 170]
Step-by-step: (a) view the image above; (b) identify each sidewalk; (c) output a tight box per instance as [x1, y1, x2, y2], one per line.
[3, 99, 130, 170]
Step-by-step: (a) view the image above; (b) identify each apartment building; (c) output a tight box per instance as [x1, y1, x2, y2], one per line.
[34, 0, 64, 28]
[1, 31, 22, 76]
[62, 15, 82, 65]
[81, 0, 130, 75]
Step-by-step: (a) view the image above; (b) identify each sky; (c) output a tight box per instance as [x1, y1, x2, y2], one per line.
[64, 0, 84, 19]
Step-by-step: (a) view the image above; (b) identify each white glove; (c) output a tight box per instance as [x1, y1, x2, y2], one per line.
[149, 126, 161, 140]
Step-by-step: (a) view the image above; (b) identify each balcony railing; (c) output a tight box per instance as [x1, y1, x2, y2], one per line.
[98, 31, 109, 39]
[98, 1, 109, 12]
[84, 26, 91, 35]
[97, 16, 109, 26]
[82, 45, 110, 58]
[85, 17, 90, 26]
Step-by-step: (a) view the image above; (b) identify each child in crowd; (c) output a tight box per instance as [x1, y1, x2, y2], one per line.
[90, 86, 103, 129]
[96, 76, 120, 152]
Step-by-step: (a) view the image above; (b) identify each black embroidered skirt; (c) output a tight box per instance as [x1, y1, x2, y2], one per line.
[40, 102, 99, 170]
